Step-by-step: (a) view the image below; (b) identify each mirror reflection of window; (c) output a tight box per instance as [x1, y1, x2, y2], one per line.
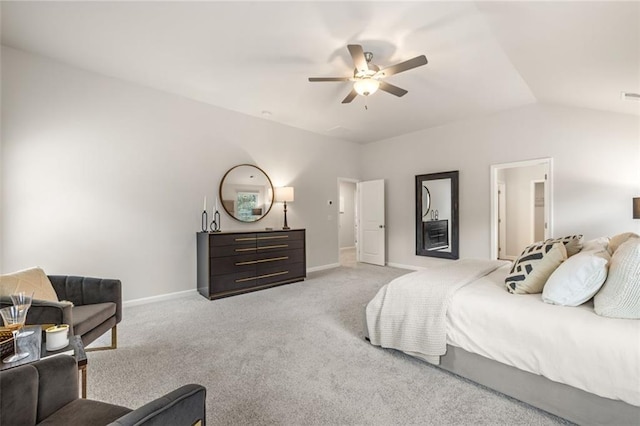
[236, 191, 259, 221]
[219, 164, 274, 223]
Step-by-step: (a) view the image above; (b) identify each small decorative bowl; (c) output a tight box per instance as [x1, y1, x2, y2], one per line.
[0, 328, 15, 358]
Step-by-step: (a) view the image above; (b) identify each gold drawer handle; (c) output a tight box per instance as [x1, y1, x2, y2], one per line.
[235, 270, 289, 283]
[235, 256, 289, 266]
[257, 244, 289, 250]
[257, 235, 289, 240]
[235, 244, 289, 252]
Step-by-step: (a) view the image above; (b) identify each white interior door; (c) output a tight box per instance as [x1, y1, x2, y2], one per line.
[357, 179, 385, 266]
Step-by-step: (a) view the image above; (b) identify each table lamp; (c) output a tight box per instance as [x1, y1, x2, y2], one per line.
[275, 187, 294, 230]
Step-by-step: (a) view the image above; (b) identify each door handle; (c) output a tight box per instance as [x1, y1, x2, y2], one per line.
[379, 225, 385, 229]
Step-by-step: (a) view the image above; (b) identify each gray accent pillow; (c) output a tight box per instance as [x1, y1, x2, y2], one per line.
[594, 237, 640, 319]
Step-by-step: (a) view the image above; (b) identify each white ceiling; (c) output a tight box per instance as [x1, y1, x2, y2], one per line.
[2, 1, 639, 143]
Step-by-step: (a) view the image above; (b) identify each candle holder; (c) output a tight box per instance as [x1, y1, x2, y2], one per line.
[201, 210, 208, 232]
[210, 210, 221, 233]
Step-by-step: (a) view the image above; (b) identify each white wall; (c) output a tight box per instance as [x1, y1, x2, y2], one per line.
[3, 47, 639, 295]
[1, 47, 360, 300]
[361, 103, 640, 269]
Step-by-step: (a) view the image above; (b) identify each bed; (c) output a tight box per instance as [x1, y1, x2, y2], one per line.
[364, 258, 640, 425]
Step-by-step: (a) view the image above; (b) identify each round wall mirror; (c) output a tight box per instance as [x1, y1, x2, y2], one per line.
[219, 164, 274, 223]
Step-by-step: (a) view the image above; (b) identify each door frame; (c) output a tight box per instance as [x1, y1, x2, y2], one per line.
[497, 181, 510, 260]
[531, 179, 546, 243]
[490, 158, 553, 260]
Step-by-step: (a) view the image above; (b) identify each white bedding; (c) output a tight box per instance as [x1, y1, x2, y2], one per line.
[367, 265, 640, 406]
[447, 265, 640, 407]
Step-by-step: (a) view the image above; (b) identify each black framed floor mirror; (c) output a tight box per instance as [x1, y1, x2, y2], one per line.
[415, 170, 459, 259]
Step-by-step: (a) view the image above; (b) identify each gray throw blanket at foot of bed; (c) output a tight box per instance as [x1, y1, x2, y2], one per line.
[366, 259, 507, 364]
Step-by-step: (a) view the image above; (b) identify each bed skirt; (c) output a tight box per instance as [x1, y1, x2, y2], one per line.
[363, 313, 640, 425]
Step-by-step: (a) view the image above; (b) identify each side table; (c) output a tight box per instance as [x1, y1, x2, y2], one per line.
[0, 325, 88, 397]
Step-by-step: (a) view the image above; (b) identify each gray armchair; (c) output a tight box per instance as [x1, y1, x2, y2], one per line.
[0, 355, 206, 425]
[0, 275, 122, 350]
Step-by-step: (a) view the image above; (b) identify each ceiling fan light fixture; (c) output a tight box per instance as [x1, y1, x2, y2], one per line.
[353, 78, 380, 96]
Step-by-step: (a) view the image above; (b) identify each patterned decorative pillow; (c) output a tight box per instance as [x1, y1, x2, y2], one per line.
[544, 234, 584, 257]
[594, 237, 640, 319]
[0, 267, 59, 301]
[505, 242, 567, 294]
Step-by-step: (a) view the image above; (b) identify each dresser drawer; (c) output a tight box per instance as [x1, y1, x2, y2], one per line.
[210, 270, 257, 293]
[256, 262, 305, 286]
[256, 230, 304, 243]
[211, 249, 299, 276]
[211, 263, 305, 296]
[210, 233, 258, 247]
[255, 248, 304, 272]
[210, 242, 257, 257]
[253, 238, 304, 254]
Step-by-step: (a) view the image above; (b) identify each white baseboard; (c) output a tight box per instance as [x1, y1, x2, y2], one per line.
[307, 263, 340, 273]
[123, 262, 355, 306]
[124, 289, 196, 307]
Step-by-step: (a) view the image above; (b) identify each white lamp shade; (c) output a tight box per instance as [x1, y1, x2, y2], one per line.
[275, 186, 294, 203]
[353, 78, 380, 96]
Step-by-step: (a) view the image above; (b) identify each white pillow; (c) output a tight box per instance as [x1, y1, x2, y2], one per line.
[608, 232, 639, 254]
[594, 238, 640, 319]
[582, 237, 610, 253]
[542, 249, 610, 306]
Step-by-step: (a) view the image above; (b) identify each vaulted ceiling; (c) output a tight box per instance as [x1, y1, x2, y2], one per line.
[2, 1, 638, 143]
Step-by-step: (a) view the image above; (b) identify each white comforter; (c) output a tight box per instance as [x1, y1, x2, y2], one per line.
[448, 265, 640, 407]
[367, 261, 640, 407]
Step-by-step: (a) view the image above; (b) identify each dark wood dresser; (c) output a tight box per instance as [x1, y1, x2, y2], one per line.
[423, 219, 449, 250]
[197, 229, 306, 299]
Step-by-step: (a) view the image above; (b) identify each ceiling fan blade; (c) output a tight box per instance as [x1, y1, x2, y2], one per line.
[308, 77, 350, 82]
[341, 89, 358, 104]
[347, 44, 369, 73]
[379, 81, 408, 97]
[378, 55, 428, 77]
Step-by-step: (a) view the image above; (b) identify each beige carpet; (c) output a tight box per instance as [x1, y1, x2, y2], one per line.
[87, 264, 570, 425]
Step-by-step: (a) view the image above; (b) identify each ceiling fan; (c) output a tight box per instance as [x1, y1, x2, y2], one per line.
[308, 44, 428, 104]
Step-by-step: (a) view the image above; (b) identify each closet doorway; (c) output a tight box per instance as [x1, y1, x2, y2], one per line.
[338, 179, 358, 267]
[490, 158, 553, 260]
